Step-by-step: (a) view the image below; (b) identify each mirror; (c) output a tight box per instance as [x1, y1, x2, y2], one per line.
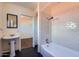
[7, 13, 18, 28]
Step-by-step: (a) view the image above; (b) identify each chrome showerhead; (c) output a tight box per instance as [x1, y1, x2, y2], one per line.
[48, 16, 53, 20]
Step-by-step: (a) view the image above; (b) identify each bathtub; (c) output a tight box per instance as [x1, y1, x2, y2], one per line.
[41, 43, 79, 57]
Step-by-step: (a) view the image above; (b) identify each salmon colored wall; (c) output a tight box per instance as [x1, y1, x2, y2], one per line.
[50, 2, 79, 16]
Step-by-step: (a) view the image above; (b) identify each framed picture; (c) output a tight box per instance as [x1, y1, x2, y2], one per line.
[7, 13, 18, 28]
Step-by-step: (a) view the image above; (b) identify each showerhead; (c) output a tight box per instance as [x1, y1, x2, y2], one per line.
[48, 16, 53, 20]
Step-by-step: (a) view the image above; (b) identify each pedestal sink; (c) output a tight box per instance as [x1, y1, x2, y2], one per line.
[2, 34, 19, 57]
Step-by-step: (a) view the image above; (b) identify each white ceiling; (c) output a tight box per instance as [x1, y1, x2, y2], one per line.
[12, 2, 60, 12]
[39, 2, 61, 15]
[39, 2, 60, 9]
[11, 2, 37, 11]
[7, 2, 61, 15]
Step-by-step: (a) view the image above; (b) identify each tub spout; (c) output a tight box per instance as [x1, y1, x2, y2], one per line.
[46, 39, 49, 44]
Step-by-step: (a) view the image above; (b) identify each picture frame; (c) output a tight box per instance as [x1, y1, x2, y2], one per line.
[7, 13, 18, 28]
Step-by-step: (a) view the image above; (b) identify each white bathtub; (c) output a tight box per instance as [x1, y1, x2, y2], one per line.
[41, 43, 79, 57]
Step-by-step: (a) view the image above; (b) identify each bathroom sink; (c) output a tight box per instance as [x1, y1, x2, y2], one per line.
[2, 34, 20, 57]
[2, 34, 19, 40]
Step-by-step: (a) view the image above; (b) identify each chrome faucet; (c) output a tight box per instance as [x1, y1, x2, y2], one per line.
[46, 39, 49, 44]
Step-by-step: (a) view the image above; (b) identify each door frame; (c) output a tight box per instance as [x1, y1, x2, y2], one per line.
[19, 14, 35, 49]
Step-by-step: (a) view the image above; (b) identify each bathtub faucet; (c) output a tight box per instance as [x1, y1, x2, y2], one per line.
[46, 39, 49, 44]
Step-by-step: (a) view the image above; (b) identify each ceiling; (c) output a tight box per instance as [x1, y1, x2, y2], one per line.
[39, 2, 61, 15]
[7, 2, 62, 15]
[12, 2, 60, 12]
[11, 2, 37, 12]
[6, 2, 79, 16]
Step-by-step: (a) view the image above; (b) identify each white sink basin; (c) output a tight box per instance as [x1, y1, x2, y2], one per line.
[2, 34, 19, 40]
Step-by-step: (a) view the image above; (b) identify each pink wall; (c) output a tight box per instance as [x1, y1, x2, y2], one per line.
[50, 3, 79, 16]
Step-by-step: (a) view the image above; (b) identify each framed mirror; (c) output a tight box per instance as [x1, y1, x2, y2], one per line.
[7, 13, 18, 28]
